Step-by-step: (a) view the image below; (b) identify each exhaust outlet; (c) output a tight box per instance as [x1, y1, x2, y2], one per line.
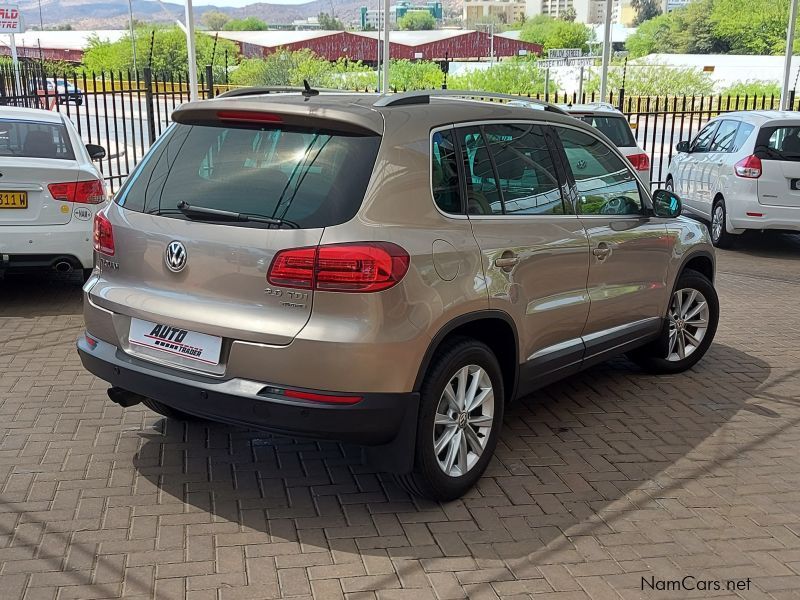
[53, 260, 74, 273]
[107, 387, 145, 408]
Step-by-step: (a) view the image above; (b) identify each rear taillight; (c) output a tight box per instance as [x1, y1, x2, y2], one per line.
[268, 242, 410, 293]
[627, 152, 650, 172]
[93, 211, 114, 255]
[735, 155, 762, 178]
[48, 179, 105, 204]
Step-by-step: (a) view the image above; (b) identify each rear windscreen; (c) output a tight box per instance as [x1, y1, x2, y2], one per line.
[0, 119, 75, 160]
[116, 123, 381, 229]
[754, 125, 800, 162]
[577, 115, 636, 147]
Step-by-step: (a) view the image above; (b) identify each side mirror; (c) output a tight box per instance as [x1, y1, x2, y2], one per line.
[652, 189, 682, 218]
[676, 141, 690, 153]
[86, 143, 106, 161]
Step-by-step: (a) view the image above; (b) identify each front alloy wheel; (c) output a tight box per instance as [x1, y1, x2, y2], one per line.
[433, 365, 494, 477]
[666, 288, 710, 362]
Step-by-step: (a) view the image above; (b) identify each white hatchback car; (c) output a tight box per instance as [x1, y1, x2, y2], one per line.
[667, 110, 800, 247]
[0, 106, 106, 279]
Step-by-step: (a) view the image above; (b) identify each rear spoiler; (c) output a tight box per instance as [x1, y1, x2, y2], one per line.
[173, 101, 382, 136]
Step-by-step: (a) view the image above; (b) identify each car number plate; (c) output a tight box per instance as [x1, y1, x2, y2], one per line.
[129, 318, 222, 366]
[0, 191, 28, 208]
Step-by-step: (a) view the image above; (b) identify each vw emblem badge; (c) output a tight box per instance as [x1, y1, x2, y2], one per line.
[165, 241, 187, 273]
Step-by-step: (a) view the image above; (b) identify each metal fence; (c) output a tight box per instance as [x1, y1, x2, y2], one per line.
[1, 64, 795, 191]
[0, 64, 229, 194]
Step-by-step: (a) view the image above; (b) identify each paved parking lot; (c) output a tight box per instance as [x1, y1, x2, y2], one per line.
[1, 233, 800, 600]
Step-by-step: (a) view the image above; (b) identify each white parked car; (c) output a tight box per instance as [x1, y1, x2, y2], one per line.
[560, 103, 651, 187]
[667, 110, 800, 247]
[508, 101, 651, 186]
[0, 106, 106, 279]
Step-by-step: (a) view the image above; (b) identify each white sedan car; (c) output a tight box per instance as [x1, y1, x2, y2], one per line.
[667, 110, 800, 247]
[0, 106, 106, 279]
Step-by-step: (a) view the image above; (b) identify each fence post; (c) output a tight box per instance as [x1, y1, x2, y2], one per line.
[143, 67, 156, 146]
[790, 89, 796, 110]
[205, 65, 214, 99]
[618, 87, 625, 111]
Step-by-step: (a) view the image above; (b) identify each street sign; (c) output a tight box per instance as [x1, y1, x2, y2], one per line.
[538, 57, 596, 69]
[0, 6, 23, 33]
[548, 48, 582, 59]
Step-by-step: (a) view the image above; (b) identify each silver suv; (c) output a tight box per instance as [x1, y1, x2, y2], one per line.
[77, 89, 719, 500]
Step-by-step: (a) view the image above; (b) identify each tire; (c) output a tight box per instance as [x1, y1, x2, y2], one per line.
[628, 269, 719, 374]
[710, 197, 734, 248]
[82, 268, 93, 283]
[396, 338, 504, 501]
[141, 397, 201, 421]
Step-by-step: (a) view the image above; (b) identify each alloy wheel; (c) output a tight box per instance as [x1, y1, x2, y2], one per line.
[433, 364, 494, 477]
[711, 204, 724, 242]
[666, 287, 710, 362]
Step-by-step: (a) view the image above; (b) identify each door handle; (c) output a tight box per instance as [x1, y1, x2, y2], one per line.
[592, 245, 611, 260]
[494, 255, 519, 269]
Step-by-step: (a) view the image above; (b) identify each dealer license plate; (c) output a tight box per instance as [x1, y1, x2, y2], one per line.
[129, 318, 222, 366]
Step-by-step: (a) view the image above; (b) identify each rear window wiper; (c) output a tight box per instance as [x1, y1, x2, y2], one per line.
[148, 202, 298, 228]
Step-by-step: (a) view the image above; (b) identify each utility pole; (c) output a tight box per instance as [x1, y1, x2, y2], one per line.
[781, 0, 798, 110]
[184, 0, 199, 101]
[599, 0, 613, 101]
[381, 0, 390, 94]
[37, 0, 43, 30]
[128, 0, 137, 74]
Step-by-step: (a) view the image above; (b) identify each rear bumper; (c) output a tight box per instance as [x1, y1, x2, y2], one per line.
[728, 194, 800, 232]
[0, 220, 94, 269]
[77, 333, 420, 450]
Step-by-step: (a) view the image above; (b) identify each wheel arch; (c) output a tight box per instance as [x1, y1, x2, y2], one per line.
[414, 311, 519, 403]
[678, 249, 715, 283]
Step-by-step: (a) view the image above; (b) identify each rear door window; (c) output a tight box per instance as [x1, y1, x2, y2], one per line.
[116, 123, 380, 229]
[576, 115, 636, 147]
[0, 119, 75, 160]
[754, 125, 800, 161]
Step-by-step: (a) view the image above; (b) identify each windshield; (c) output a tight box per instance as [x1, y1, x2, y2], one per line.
[116, 123, 381, 229]
[575, 114, 636, 147]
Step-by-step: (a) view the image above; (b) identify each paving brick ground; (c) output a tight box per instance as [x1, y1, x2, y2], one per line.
[1, 232, 800, 600]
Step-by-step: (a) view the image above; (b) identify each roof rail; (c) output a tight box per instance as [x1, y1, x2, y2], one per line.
[373, 89, 568, 114]
[216, 85, 349, 99]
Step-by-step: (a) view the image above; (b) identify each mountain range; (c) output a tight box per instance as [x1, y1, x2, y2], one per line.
[19, 0, 461, 30]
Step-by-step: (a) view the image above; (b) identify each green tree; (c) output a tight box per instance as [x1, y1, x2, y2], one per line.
[629, 0, 661, 26]
[201, 11, 231, 30]
[722, 80, 782, 96]
[624, 13, 676, 56]
[223, 17, 269, 31]
[560, 7, 577, 22]
[398, 11, 436, 30]
[519, 15, 591, 52]
[710, 0, 791, 54]
[449, 59, 548, 94]
[389, 59, 444, 89]
[318, 12, 346, 30]
[83, 27, 239, 77]
[229, 50, 375, 89]
[585, 64, 714, 96]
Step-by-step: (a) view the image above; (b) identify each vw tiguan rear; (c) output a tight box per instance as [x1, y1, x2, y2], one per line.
[79, 90, 719, 500]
